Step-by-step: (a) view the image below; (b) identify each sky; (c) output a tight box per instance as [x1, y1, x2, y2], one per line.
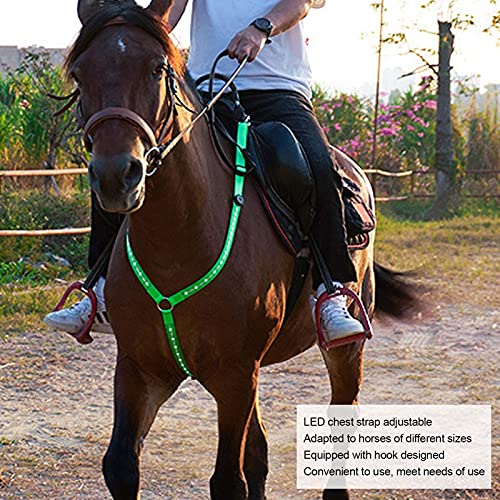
[0, 0, 498, 96]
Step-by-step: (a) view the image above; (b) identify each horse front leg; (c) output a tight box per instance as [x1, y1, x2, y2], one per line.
[205, 368, 259, 500]
[103, 355, 181, 500]
[243, 397, 269, 500]
[321, 341, 364, 500]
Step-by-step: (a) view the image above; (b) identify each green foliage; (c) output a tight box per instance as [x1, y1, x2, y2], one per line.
[0, 189, 89, 277]
[0, 260, 63, 286]
[0, 74, 22, 166]
[0, 49, 84, 172]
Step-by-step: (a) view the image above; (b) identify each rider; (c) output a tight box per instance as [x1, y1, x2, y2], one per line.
[44, 0, 365, 342]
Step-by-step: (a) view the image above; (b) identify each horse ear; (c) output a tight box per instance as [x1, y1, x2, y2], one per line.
[147, 0, 172, 21]
[78, 0, 138, 24]
[77, 0, 101, 24]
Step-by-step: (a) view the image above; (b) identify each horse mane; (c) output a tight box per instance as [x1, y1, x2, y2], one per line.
[65, 4, 184, 78]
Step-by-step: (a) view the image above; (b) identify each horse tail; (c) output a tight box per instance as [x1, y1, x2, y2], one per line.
[373, 262, 424, 319]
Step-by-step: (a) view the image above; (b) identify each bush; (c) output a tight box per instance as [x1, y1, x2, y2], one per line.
[312, 76, 437, 174]
[0, 49, 85, 177]
[0, 189, 89, 275]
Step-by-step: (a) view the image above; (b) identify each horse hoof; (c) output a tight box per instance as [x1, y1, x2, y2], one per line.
[322, 489, 350, 500]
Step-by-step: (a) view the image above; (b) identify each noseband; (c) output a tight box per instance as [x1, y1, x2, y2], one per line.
[83, 106, 159, 152]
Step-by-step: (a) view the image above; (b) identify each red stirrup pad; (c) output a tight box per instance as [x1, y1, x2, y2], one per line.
[314, 287, 373, 350]
[52, 281, 95, 345]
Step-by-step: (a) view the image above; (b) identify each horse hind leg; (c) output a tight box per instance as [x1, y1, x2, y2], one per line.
[103, 356, 181, 500]
[243, 396, 269, 500]
[320, 260, 375, 499]
[319, 341, 364, 500]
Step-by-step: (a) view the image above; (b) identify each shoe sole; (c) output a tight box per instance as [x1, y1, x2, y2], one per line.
[43, 316, 113, 336]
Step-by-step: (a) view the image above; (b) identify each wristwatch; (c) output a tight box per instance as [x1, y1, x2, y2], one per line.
[251, 18, 273, 39]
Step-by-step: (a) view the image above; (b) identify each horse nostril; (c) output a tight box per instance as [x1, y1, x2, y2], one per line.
[124, 158, 144, 191]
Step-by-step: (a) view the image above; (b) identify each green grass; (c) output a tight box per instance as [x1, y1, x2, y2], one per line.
[378, 197, 499, 221]
[0, 188, 89, 269]
[374, 207, 499, 308]
[0, 188, 89, 336]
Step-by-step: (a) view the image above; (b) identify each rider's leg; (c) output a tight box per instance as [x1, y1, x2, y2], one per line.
[238, 90, 363, 340]
[43, 192, 123, 334]
[88, 190, 124, 273]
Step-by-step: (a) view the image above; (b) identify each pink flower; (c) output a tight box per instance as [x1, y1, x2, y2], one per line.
[417, 132, 424, 138]
[406, 109, 416, 119]
[423, 100, 437, 110]
[407, 125, 415, 132]
[414, 117, 429, 127]
[349, 138, 360, 150]
[380, 127, 399, 137]
[377, 114, 391, 123]
[333, 123, 342, 131]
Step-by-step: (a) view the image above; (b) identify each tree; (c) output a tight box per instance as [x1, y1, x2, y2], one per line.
[381, 0, 499, 218]
[430, 19, 457, 218]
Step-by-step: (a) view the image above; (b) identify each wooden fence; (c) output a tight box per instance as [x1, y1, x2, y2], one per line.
[364, 168, 500, 202]
[0, 168, 90, 237]
[0, 167, 498, 237]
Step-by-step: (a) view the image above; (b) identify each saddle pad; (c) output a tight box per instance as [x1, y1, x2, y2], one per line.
[256, 179, 374, 255]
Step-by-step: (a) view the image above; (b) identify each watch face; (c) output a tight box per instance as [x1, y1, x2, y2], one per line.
[254, 18, 272, 35]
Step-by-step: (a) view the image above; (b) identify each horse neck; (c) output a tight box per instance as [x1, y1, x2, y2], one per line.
[128, 87, 231, 266]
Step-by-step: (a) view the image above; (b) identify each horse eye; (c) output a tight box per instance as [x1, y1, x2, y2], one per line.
[152, 64, 166, 81]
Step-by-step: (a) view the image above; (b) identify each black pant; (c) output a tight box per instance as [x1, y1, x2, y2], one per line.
[88, 190, 123, 276]
[89, 89, 357, 287]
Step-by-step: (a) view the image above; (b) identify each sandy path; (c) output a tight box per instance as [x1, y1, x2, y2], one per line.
[0, 303, 498, 499]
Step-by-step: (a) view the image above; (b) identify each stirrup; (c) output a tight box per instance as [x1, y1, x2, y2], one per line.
[314, 286, 373, 349]
[51, 281, 96, 345]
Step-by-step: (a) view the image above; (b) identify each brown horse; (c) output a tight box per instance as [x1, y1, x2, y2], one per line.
[68, 1, 418, 499]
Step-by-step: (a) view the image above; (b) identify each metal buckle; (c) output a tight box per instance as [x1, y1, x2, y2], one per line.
[157, 297, 174, 313]
[145, 146, 161, 177]
[146, 146, 160, 163]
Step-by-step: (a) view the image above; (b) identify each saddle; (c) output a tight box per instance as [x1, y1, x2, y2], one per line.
[247, 121, 376, 256]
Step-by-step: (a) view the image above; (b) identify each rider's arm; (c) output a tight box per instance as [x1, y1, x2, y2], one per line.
[228, 0, 324, 62]
[167, 0, 190, 31]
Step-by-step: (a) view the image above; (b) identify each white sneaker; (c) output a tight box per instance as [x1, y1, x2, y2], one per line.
[44, 277, 112, 335]
[310, 283, 365, 341]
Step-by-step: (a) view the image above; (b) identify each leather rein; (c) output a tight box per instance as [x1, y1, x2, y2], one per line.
[55, 16, 248, 177]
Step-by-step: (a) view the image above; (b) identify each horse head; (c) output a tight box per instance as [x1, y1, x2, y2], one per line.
[69, 0, 180, 213]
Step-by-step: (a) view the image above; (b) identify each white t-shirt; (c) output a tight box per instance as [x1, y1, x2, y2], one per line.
[187, 0, 324, 98]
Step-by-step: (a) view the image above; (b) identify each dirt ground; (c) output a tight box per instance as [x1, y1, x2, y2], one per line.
[0, 300, 498, 499]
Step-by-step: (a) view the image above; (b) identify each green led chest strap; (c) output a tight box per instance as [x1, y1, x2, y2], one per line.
[126, 121, 249, 378]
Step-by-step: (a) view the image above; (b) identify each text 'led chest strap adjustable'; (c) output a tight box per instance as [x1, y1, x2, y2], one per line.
[126, 121, 249, 378]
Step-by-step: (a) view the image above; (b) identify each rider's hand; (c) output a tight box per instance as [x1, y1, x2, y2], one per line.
[227, 26, 268, 63]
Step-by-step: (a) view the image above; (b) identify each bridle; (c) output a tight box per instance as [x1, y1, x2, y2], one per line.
[56, 15, 249, 177]
[81, 65, 178, 176]
[72, 16, 178, 175]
